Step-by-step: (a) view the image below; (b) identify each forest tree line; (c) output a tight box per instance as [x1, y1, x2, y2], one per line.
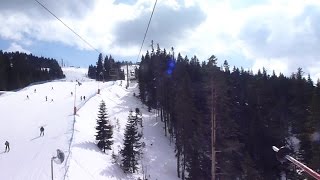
[88, 53, 125, 81]
[137, 43, 320, 179]
[0, 51, 65, 91]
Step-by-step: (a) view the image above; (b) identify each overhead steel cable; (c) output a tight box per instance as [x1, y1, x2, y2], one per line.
[34, 0, 101, 54]
[136, 0, 158, 62]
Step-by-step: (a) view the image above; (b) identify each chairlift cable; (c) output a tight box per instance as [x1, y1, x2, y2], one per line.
[34, 0, 101, 54]
[136, 0, 158, 62]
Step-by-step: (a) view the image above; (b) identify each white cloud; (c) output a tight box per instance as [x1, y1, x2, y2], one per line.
[235, 0, 320, 79]
[251, 57, 289, 75]
[1, 0, 320, 80]
[5, 42, 31, 54]
[176, 0, 320, 80]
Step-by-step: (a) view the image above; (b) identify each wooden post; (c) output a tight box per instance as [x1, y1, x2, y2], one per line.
[74, 84, 77, 115]
[126, 63, 129, 89]
[51, 157, 54, 180]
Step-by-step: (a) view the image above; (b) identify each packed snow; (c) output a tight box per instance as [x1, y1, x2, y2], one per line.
[0, 67, 179, 180]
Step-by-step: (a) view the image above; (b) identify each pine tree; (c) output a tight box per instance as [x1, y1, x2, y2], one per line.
[240, 153, 262, 179]
[136, 44, 320, 179]
[96, 53, 104, 81]
[306, 81, 320, 171]
[95, 100, 113, 152]
[121, 112, 142, 173]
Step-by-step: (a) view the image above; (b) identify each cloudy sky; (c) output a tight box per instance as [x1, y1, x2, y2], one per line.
[1, 0, 320, 79]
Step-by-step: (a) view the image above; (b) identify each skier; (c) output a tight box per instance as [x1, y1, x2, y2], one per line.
[45, 96, 47, 101]
[51, 99, 54, 102]
[40, 126, 44, 136]
[51, 87, 54, 90]
[34, 89, 36, 93]
[27, 95, 29, 99]
[83, 96, 86, 100]
[4, 141, 10, 152]
[71, 92, 73, 96]
[80, 96, 82, 101]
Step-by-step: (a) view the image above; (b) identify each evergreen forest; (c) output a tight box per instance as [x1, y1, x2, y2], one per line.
[0, 51, 65, 91]
[87, 53, 125, 81]
[137, 44, 320, 179]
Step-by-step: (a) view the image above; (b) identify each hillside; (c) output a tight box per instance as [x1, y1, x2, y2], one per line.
[0, 67, 178, 180]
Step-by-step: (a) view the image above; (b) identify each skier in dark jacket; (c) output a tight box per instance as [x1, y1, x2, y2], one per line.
[40, 126, 44, 136]
[5, 141, 10, 152]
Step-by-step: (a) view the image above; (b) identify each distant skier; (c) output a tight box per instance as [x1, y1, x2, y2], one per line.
[27, 95, 29, 99]
[46, 96, 47, 101]
[83, 96, 86, 100]
[71, 92, 73, 96]
[51, 99, 54, 102]
[4, 141, 10, 152]
[51, 87, 54, 90]
[40, 126, 44, 136]
[34, 89, 36, 93]
[80, 96, 82, 101]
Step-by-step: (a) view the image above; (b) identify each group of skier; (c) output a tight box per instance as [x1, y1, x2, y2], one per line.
[26, 88, 57, 102]
[7, 84, 87, 153]
[45, 96, 54, 102]
[4, 126, 45, 153]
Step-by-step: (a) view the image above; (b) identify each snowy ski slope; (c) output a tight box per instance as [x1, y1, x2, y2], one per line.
[0, 67, 179, 180]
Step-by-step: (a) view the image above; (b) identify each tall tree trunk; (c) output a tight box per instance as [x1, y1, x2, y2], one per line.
[211, 84, 216, 180]
[177, 150, 181, 178]
[164, 112, 168, 137]
[161, 108, 163, 122]
[182, 151, 186, 180]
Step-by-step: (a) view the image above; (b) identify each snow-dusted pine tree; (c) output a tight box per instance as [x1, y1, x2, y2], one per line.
[120, 112, 142, 173]
[95, 100, 113, 152]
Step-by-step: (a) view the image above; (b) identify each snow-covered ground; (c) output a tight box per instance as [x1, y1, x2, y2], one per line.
[0, 67, 179, 180]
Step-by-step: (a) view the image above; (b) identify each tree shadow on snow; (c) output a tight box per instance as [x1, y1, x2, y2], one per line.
[73, 141, 101, 152]
[68, 113, 80, 117]
[100, 164, 136, 180]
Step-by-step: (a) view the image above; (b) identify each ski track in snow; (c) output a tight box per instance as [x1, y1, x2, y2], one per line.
[0, 67, 179, 180]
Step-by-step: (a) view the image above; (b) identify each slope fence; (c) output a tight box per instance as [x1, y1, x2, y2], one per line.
[63, 82, 112, 180]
